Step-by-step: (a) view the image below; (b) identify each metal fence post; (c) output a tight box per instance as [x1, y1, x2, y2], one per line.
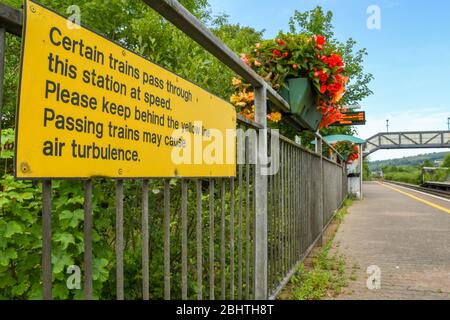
[0, 27, 5, 149]
[84, 180, 93, 300]
[42, 180, 52, 300]
[254, 85, 268, 299]
[316, 137, 324, 245]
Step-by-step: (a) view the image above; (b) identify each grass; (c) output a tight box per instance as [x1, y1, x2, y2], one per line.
[279, 198, 355, 300]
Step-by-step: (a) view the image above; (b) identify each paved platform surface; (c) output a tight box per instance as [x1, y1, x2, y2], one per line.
[333, 181, 450, 300]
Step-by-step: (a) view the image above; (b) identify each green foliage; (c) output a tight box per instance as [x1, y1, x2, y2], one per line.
[423, 169, 449, 183]
[442, 153, 450, 168]
[381, 156, 450, 185]
[369, 152, 448, 172]
[0, 169, 114, 299]
[421, 159, 434, 168]
[382, 166, 421, 185]
[291, 237, 347, 300]
[362, 159, 372, 181]
[287, 199, 353, 300]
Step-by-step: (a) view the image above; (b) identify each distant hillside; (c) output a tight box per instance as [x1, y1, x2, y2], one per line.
[368, 151, 449, 171]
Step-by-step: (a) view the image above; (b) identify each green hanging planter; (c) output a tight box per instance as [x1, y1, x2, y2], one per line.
[279, 78, 323, 131]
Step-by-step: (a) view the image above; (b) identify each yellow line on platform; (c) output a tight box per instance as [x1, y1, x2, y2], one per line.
[378, 182, 450, 214]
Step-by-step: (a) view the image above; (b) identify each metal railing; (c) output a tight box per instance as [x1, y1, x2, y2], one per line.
[0, 1, 348, 300]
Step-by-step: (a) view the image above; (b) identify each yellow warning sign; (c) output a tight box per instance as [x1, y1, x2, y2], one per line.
[16, 0, 236, 179]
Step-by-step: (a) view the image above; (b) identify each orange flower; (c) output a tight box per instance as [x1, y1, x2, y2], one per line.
[332, 86, 346, 103]
[267, 112, 282, 123]
[231, 77, 242, 86]
[240, 53, 250, 65]
[230, 94, 240, 104]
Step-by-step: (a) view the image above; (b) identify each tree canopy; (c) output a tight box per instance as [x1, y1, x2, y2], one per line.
[2, 0, 371, 140]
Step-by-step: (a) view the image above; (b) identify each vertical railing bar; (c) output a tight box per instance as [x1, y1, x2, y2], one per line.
[220, 178, 226, 300]
[229, 177, 235, 300]
[299, 151, 303, 255]
[288, 146, 292, 268]
[299, 150, 303, 255]
[277, 142, 282, 283]
[245, 137, 250, 300]
[296, 148, 299, 260]
[164, 179, 171, 300]
[291, 146, 295, 266]
[286, 144, 289, 269]
[142, 179, 149, 300]
[303, 152, 307, 253]
[307, 155, 311, 244]
[84, 180, 93, 300]
[280, 142, 284, 276]
[293, 148, 297, 262]
[238, 153, 243, 299]
[293, 148, 297, 261]
[196, 179, 203, 300]
[272, 154, 277, 291]
[296, 149, 300, 259]
[272, 144, 277, 291]
[285, 144, 289, 270]
[0, 27, 5, 150]
[267, 170, 272, 293]
[42, 180, 52, 300]
[251, 161, 256, 299]
[288, 145, 292, 269]
[306, 154, 309, 245]
[209, 178, 215, 300]
[320, 139, 324, 241]
[116, 179, 124, 300]
[309, 155, 312, 244]
[294, 147, 297, 262]
[181, 179, 188, 300]
[293, 147, 296, 261]
[283, 143, 287, 275]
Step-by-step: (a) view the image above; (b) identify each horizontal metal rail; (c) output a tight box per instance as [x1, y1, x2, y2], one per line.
[0, 3, 21, 36]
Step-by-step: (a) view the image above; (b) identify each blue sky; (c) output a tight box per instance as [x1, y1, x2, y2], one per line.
[209, 0, 450, 160]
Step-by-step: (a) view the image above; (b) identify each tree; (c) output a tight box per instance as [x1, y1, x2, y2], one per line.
[421, 159, 434, 168]
[363, 159, 371, 181]
[442, 153, 450, 168]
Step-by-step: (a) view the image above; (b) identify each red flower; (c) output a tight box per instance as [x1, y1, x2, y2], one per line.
[315, 35, 326, 46]
[292, 64, 298, 70]
[283, 52, 289, 58]
[327, 54, 344, 68]
[320, 85, 327, 94]
[272, 49, 282, 58]
[319, 107, 343, 128]
[315, 35, 325, 51]
[319, 70, 328, 83]
[277, 38, 286, 46]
